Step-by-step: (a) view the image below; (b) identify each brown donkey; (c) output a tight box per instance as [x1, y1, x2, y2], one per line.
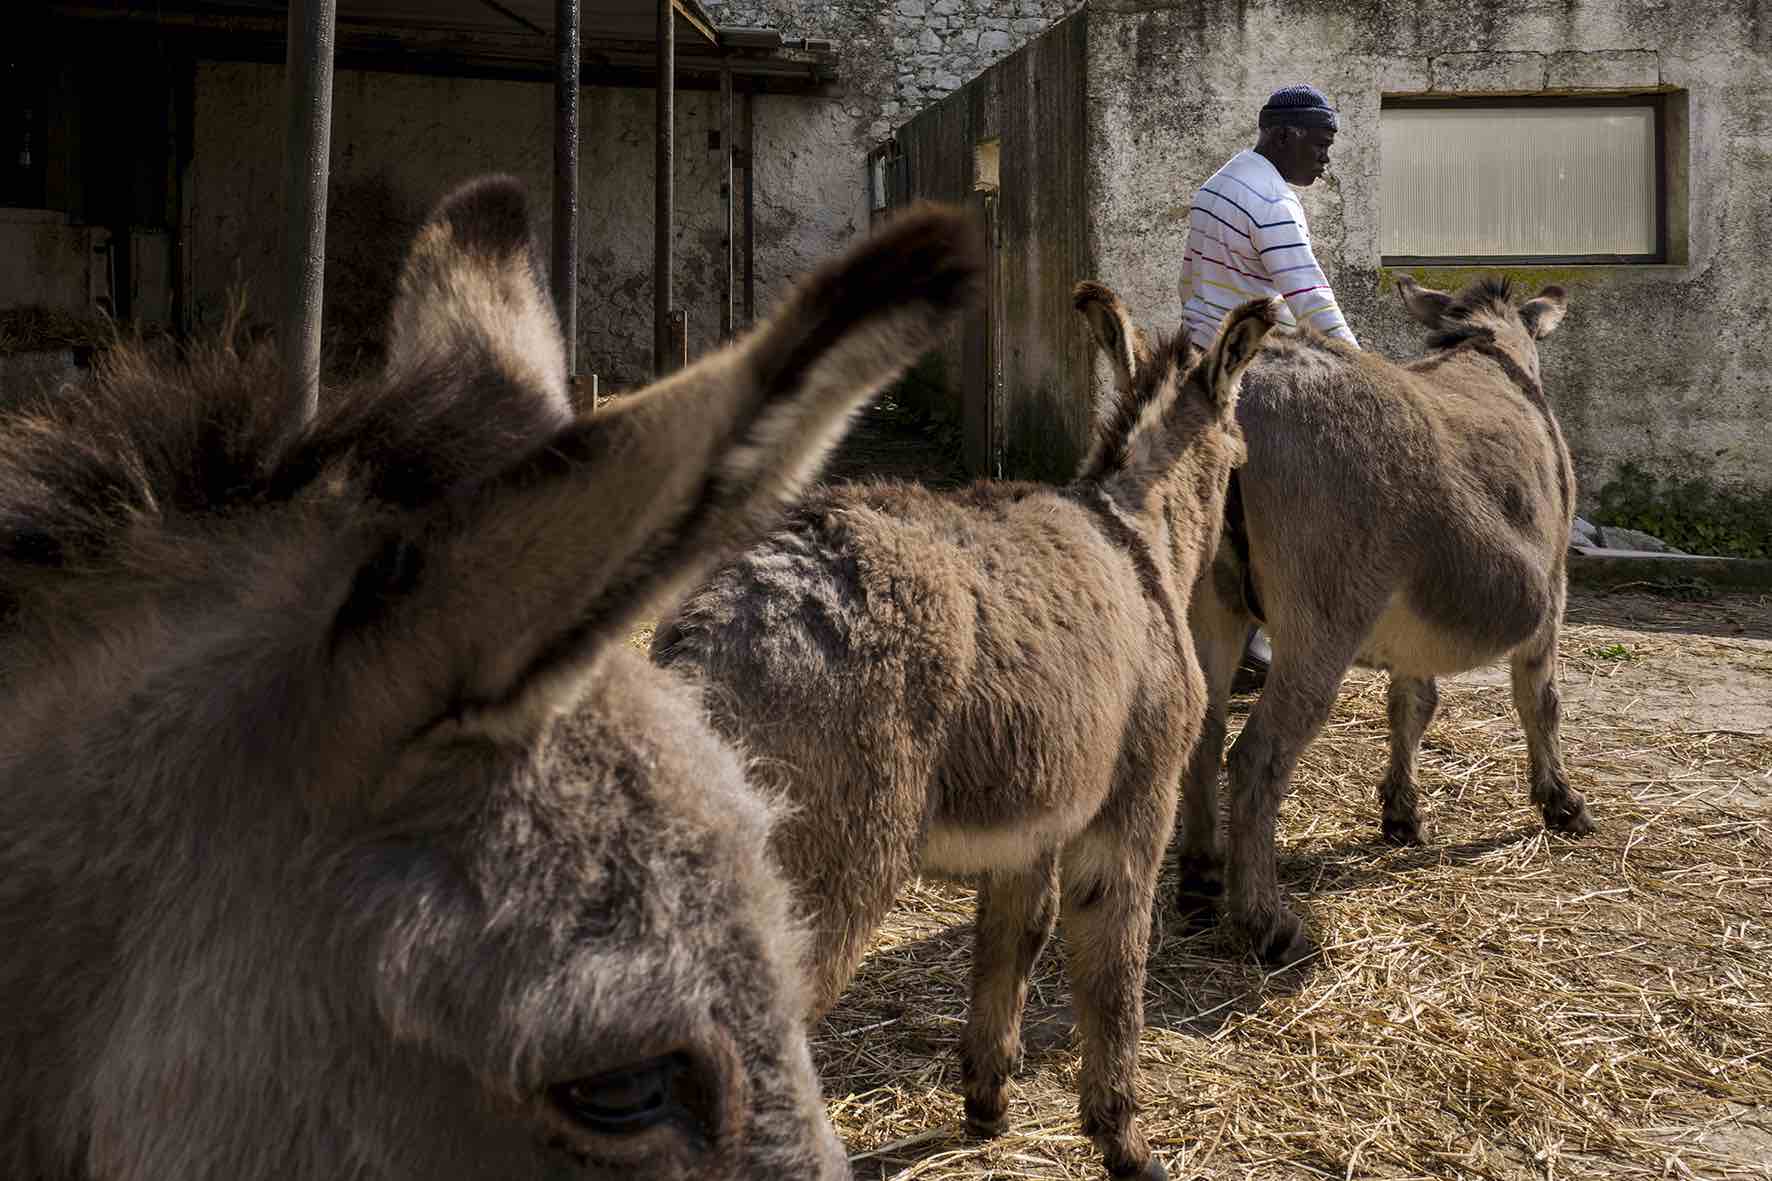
[1084, 276, 1595, 966]
[0, 177, 980, 1181]
[653, 295, 1279, 1180]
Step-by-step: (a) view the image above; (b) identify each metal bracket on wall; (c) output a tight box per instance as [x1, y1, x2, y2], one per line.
[668, 307, 688, 372]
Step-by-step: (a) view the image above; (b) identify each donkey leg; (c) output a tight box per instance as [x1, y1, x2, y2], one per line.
[1175, 582, 1250, 927]
[1059, 772, 1177, 1180]
[1379, 675, 1439, 845]
[1510, 625, 1595, 836]
[1224, 649, 1349, 966]
[960, 852, 1060, 1137]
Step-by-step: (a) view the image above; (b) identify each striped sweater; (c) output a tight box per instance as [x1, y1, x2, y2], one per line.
[1176, 149, 1358, 350]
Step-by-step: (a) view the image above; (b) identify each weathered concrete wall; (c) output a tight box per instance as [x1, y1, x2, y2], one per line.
[0, 211, 91, 314]
[187, 61, 856, 387]
[890, 11, 1093, 479]
[1084, 0, 1772, 504]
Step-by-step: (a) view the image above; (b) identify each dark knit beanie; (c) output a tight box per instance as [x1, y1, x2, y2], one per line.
[1259, 84, 1339, 131]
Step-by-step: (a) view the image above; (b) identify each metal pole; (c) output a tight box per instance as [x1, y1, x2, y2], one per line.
[653, 0, 674, 377]
[553, 0, 580, 378]
[279, 0, 335, 427]
[741, 84, 755, 329]
[720, 59, 734, 340]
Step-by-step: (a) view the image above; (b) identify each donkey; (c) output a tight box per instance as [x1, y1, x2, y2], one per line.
[1083, 276, 1595, 967]
[652, 294, 1280, 1181]
[0, 176, 980, 1181]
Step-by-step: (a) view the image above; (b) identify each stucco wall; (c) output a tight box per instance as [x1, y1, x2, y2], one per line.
[187, 61, 859, 387]
[1084, 0, 1772, 504]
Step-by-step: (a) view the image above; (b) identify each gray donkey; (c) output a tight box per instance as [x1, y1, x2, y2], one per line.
[0, 176, 980, 1181]
[1083, 276, 1595, 967]
[653, 294, 1281, 1181]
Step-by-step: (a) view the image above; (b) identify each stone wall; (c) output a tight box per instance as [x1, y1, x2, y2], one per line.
[1082, 0, 1772, 504]
[705, 0, 1077, 144]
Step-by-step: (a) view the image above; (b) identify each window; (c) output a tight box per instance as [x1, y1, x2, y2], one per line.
[1380, 96, 1669, 264]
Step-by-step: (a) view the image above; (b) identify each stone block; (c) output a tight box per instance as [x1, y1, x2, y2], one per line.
[1545, 50, 1659, 89]
[1379, 56, 1431, 94]
[1432, 51, 1545, 93]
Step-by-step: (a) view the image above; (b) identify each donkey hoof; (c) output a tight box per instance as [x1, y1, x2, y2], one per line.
[964, 1097, 1010, 1139]
[1252, 911, 1316, 967]
[1174, 861, 1223, 931]
[1174, 889, 1221, 933]
[1381, 812, 1429, 846]
[1107, 1154, 1168, 1180]
[1547, 798, 1596, 837]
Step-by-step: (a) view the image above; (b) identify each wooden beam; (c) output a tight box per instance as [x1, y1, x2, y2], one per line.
[672, 0, 718, 48]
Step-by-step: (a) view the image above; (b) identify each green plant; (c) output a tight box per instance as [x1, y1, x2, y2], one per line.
[1583, 642, 1635, 662]
[1594, 463, 1772, 560]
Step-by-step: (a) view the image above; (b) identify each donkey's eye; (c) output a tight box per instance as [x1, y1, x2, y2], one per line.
[549, 1053, 686, 1136]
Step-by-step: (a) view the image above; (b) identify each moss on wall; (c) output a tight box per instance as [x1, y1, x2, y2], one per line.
[1376, 265, 1607, 295]
[1594, 462, 1772, 559]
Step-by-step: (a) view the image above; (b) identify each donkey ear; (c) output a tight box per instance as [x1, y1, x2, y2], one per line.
[1518, 285, 1568, 339]
[1201, 297, 1280, 407]
[333, 203, 982, 741]
[1074, 280, 1150, 399]
[1396, 275, 1455, 328]
[383, 175, 571, 421]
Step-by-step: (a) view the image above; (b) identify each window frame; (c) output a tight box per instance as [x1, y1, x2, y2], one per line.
[1378, 93, 1670, 267]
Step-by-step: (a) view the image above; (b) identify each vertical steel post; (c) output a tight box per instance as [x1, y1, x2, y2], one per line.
[720, 59, 734, 340]
[280, 0, 335, 426]
[741, 84, 754, 329]
[553, 0, 580, 378]
[653, 0, 674, 376]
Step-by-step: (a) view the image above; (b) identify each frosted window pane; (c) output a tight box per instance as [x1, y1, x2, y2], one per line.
[1380, 106, 1657, 257]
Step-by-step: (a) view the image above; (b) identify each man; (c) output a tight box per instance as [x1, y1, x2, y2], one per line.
[1176, 84, 1357, 689]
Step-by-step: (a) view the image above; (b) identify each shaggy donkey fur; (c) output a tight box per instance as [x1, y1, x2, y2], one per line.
[1081, 275, 1593, 967]
[653, 293, 1279, 1181]
[0, 176, 980, 1181]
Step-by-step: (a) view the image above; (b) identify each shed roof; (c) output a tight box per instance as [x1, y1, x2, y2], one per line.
[46, 1, 839, 90]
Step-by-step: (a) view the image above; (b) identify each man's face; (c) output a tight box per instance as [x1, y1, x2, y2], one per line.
[1275, 127, 1336, 187]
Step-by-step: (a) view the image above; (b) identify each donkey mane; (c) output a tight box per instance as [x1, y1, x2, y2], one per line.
[1423, 276, 1525, 349]
[0, 323, 561, 618]
[1078, 330, 1196, 482]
